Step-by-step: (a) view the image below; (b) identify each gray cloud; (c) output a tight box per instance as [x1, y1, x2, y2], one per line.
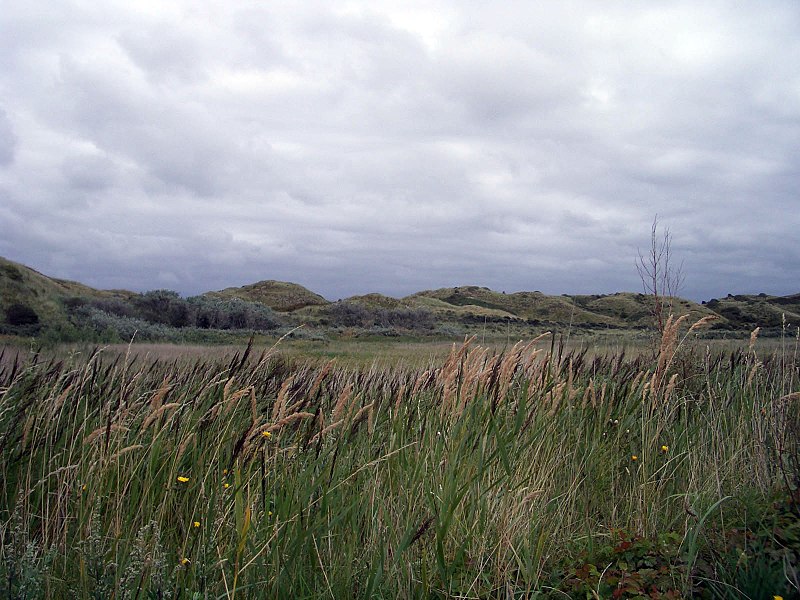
[1, 1, 798, 302]
[0, 109, 17, 165]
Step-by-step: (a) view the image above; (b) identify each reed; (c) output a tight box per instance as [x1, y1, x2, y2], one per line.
[0, 319, 796, 598]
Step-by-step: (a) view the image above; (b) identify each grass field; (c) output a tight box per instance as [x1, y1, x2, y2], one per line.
[0, 317, 798, 598]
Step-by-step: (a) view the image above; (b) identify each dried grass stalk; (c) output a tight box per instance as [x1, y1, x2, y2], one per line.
[84, 424, 129, 445]
[272, 376, 295, 421]
[142, 403, 181, 430]
[50, 383, 74, 419]
[749, 327, 761, 352]
[308, 360, 335, 400]
[150, 380, 172, 411]
[687, 315, 717, 334]
[176, 432, 195, 462]
[332, 383, 353, 423]
[109, 444, 144, 461]
[266, 411, 316, 433]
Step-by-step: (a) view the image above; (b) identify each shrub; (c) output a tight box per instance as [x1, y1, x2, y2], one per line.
[326, 302, 372, 327]
[5, 303, 39, 326]
[73, 307, 178, 342]
[133, 290, 189, 327]
[562, 531, 684, 599]
[87, 297, 137, 319]
[325, 302, 434, 331]
[62, 292, 284, 337]
[186, 296, 282, 331]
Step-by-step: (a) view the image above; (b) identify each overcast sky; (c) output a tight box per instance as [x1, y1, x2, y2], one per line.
[1, 1, 798, 301]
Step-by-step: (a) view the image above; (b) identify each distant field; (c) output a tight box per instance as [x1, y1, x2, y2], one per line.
[0, 319, 798, 598]
[1, 323, 783, 369]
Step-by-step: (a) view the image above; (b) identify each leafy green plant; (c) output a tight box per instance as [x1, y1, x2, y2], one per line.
[693, 492, 800, 600]
[5, 303, 40, 327]
[0, 510, 54, 599]
[563, 530, 684, 599]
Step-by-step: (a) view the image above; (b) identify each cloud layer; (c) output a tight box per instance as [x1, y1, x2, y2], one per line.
[1, 1, 798, 300]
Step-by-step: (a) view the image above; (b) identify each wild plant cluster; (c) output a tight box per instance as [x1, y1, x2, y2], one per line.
[322, 302, 435, 332]
[0, 318, 797, 598]
[7, 291, 443, 344]
[63, 291, 284, 339]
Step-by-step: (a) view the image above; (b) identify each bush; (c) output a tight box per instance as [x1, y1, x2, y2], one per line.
[87, 297, 137, 319]
[73, 307, 178, 342]
[62, 292, 285, 337]
[5, 303, 39, 326]
[325, 302, 434, 332]
[133, 290, 189, 327]
[186, 296, 282, 331]
[326, 302, 372, 328]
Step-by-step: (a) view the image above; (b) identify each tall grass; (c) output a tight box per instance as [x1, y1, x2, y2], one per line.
[0, 321, 797, 598]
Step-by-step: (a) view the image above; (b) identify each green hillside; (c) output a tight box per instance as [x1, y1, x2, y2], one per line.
[341, 293, 411, 310]
[703, 293, 800, 330]
[568, 292, 724, 329]
[1, 255, 798, 341]
[404, 294, 519, 321]
[205, 280, 329, 312]
[411, 286, 618, 326]
[0, 256, 132, 331]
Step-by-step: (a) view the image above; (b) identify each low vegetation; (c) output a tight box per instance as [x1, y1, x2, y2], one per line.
[64, 291, 284, 339]
[4, 256, 800, 345]
[1, 316, 798, 598]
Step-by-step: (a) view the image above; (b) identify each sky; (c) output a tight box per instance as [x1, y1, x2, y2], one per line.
[1, 1, 798, 302]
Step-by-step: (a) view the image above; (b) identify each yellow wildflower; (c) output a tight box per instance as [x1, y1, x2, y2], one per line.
[224, 482, 231, 489]
[262, 430, 272, 438]
[631, 455, 638, 461]
[193, 521, 200, 528]
[774, 596, 783, 600]
[661, 445, 669, 453]
[177, 476, 190, 483]
[180, 557, 190, 566]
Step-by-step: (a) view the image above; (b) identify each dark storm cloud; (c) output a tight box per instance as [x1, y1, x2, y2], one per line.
[1, 1, 798, 301]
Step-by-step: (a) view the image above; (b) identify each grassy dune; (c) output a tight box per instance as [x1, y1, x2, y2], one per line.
[0, 318, 798, 598]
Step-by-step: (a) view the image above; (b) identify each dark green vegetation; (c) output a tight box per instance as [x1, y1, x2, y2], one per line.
[2, 256, 799, 345]
[0, 317, 798, 598]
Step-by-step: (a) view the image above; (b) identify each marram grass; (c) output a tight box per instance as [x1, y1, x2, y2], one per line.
[0, 322, 797, 598]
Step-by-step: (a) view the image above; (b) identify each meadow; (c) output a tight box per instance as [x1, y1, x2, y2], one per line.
[0, 317, 798, 598]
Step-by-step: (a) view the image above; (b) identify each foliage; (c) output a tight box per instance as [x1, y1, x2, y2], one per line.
[563, 531, 684, 599]
[692, 492, 800, 599]
[131, 290, 190, 327]
[57, 291, 285, 342]
[186, 295, 282, 331]
[5, 303, 40, 326]
[324, 301, 435, 331]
